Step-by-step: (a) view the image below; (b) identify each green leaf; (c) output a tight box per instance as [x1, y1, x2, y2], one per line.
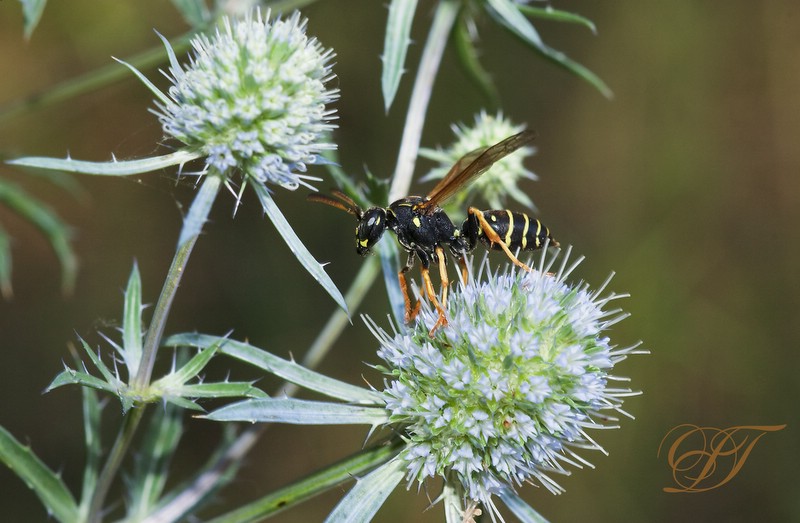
[77, 386, 102, 518]
[46, 368, 119, 395]
[175, 382, 267, 399]
[497, 486, 551, 522]
[127, 403, 183, 520]
[113, 56, 172, 107]
[324, 456, 406, 523]
[19, 0, 47, 39]
[170, 0, 209, 28]
[0, 225, 12, 298]
[204, 438, 404, 523]
[452, 16, 499, 105]
[8, 149, 202, 176]
[486, 0, 612, 98]
[164, 395, 203, 411]
[146, 425, 241, 522]
[203, 398, 389, 425]
[153, 345, 219, 391]
[251, 183, 348, 314]
[381, 0, 418, 112]
[0, 425, 79, 522]
[122, 262, 143, 372]
[165, 333, 384, 404]
[178, 173, 221, 248]
[517, 5, 597, 34]
[0, 178, 77, 294]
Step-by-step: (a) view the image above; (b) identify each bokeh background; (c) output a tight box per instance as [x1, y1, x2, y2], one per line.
[1, 1, 798, 521]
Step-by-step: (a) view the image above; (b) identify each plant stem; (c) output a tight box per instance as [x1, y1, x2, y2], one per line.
[133, 174, 222, 389]
[204, 438, 404, 523]
[87, 406, 145, 523]
[143, 258, 380, 521]
[89, 175, 221, 520]
[388, 0, 459, 201]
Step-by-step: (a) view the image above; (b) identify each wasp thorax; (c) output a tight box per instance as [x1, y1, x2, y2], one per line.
[355, 207, 388, 256]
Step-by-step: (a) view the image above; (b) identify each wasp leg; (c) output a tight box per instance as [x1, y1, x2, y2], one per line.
[420, 266, 448, 336]
[468, 207, 534, 273]
[457, 254, 469, 284]
[399, 253, 422, 323]
[435, 246, 449, 309]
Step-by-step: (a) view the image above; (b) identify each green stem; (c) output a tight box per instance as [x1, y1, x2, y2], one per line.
[388, 0, 459, 201]
[205, 437, 405, 523]
[144, 258, 381, 521]
[0, 32, 196, 124]
[87, 406, 146, 523]
[88, 175, 220, 519]
[133, 174, 222, 389]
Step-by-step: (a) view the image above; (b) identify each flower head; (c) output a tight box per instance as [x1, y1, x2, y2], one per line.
[370, 249, 641, 516]
[157, 10, 338, 190]
[420, 111, 537, 213]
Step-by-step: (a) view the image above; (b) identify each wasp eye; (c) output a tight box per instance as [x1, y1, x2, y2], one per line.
[356, 208, 387, 256]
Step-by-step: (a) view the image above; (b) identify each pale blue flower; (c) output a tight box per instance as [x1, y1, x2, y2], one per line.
[370, 248, 643, 518]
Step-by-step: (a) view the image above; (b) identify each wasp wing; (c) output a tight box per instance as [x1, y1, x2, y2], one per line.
[420, 130, 537, 214]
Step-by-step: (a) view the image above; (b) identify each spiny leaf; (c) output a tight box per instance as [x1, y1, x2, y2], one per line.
[381, 0, 418, 112]
[497, 486, 551, 522]
[176, 382, 267, 399]
[486, 0, 612, 98]
[0, 426, 79, 523]
[203, 398, 389, 425]
[77, 385, 102, 516]
[251, 183, 348, 315]
[164, 333, 383, 404]
[518, 5, 597, 34]
[122, 262, 143, 372]
[8, 149, 202, 176]
[324, 457, 406, 523]
[127, 403, 183, 520]
[452, 16, 499, 105]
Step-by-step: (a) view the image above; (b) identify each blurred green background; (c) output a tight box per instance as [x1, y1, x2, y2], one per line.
[1, 1, 798, 521]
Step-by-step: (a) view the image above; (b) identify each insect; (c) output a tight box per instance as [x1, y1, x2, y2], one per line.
[308, 130, 558, 334]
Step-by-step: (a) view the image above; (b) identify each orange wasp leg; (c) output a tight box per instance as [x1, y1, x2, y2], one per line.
[420, 265, 448, 336]
[398, 255, 422, 323]
[468, 207, 534, 273]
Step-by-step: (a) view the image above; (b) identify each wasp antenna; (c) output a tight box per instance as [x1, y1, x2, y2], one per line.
[307, 192, 363, 219]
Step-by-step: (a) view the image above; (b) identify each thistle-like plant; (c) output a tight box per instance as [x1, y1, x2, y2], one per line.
[1, 2, 636, 522]
[186, 249, 644, 522]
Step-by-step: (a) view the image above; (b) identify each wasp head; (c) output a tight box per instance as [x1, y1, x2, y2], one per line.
[356, 207, 387, 256]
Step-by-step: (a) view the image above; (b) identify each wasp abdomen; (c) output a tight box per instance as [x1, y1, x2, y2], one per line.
[463, 209, 557, 252]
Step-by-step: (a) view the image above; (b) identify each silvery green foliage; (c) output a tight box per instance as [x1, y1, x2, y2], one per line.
[157, 10, 338, 190]
[370, 249, 640, 516]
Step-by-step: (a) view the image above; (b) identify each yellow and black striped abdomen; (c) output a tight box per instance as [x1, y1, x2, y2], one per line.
[463, 209, 558, 252]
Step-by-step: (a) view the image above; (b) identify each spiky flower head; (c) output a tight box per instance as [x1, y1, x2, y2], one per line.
[157, 9, 338, 190]
[420, 111, 537, 214]
[370, 249, 642, 516]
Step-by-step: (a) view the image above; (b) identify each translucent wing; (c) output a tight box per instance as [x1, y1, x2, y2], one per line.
[421, 130, 536, 214]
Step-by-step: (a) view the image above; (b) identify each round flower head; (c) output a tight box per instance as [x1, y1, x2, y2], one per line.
[420, 111, 537, 214]
[370, 248, 642, 517]
[157, 10, 338, 190]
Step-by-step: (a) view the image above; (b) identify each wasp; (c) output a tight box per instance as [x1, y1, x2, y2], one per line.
[309, 130, 558, 333]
